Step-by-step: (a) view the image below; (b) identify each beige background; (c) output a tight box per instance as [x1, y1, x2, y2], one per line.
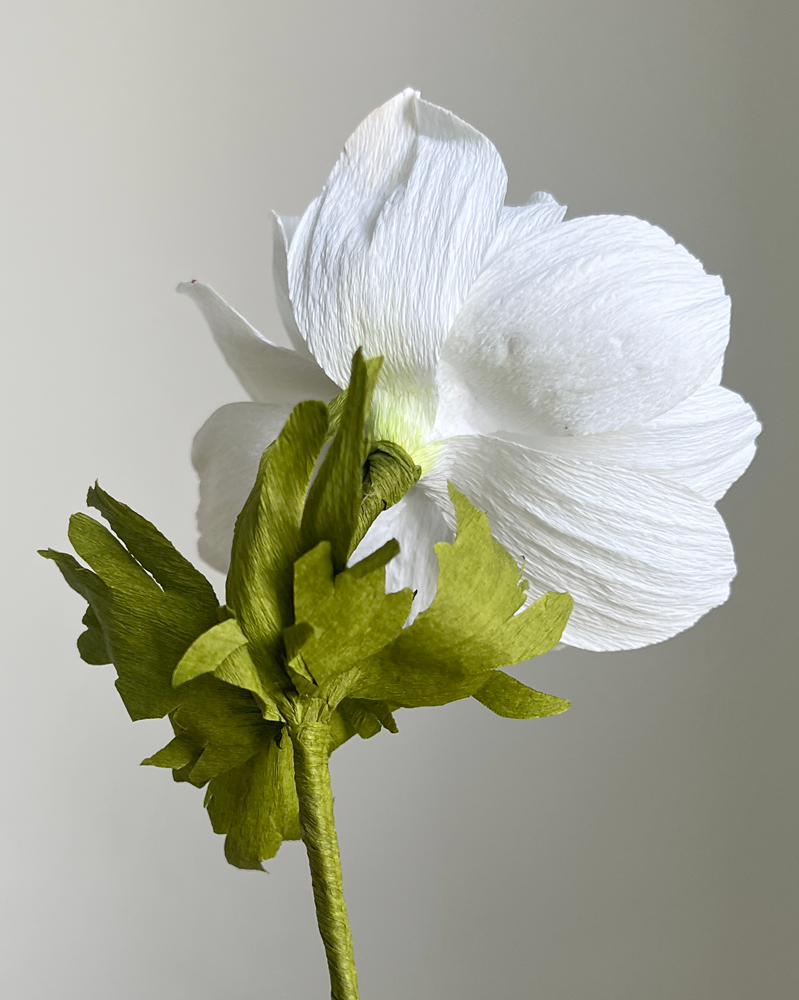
[2, 2, 796, 998]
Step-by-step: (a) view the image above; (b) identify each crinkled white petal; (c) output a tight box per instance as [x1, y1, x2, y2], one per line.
[480, 192, 567, 269]
[431, 358, 488, 439]
[270, 213, 309, 356]
[443, 215, 730, 437]
[178, 281, 339, 405]
[499, 382, 760, 503]
[423, 435, 736, 651]
[350, 484, 453, 620]
[192, 402, 293, 572]
[287, 88, 507, 396]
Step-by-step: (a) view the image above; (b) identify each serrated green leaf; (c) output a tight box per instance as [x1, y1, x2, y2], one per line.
[41, 503, 221, 722]
[472, 671, 570, 719]
[227, 400, 329, 669]
[300, 350, 381, 571]
[87, 483, 218, 606]
[204, 733, 301, 870]
[288, 540, 412, 689]
[349, 485, 571, 709]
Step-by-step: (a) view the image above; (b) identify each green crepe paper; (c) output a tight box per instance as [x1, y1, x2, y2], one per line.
[205, 734, 301, 870]
[40, 483, 220, 721]
[300, 351, 382, 571]
[346, 484, 572, 713]
[41, 350, 572, 871]
[356, 441, 420, 552]
[291, 722, 359, 998]
[286, 539, 413, 687]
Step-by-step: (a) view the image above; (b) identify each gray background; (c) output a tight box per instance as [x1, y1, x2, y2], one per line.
[2, 2, 796, 998]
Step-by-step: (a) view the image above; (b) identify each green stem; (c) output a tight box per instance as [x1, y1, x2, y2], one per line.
[290, 722, 360, 1000]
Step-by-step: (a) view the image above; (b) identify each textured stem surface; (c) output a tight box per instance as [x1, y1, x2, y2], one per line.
[290, 722, 359, 1000]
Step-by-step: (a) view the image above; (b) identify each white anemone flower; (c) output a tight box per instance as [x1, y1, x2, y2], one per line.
[180, 88, 760, 652]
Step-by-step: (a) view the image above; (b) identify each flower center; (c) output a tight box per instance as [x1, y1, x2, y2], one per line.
[368, 384, 439, 475]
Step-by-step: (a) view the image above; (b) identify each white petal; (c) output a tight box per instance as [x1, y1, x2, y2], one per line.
[424, 436, 737, 651]
[270, 213, 309, 356]
[443, 215, 730, 437]
[287, 89, 507, 394]
[350, 484, 453, 619]
[431, 357, 487, 439]
[192, 402, 293, 572]
[500, 383, 760, 503]
[178, 281, 339, 405]
[480, 192, 567, 269]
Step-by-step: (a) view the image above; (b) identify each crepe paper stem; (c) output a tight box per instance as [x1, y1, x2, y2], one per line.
[290, 722, 360, 1000]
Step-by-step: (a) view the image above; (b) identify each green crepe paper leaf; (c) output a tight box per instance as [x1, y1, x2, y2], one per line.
[40, 496, 221, 720]
[287, 539, 413, 689]
[141, 734, 200, 770]
[338, 698, 398, 738]
[68, 512, 219, 720]
[171, 619, 282, 720]
[172, 617, 248, 686]
[356, 441, 421, 551]
[212, 647, 283, 722]
[165, 675, 280, 787]
[349, 485, 572, 709]
[78, 603, 111, 664]
[325, 698, 398, 753]
[204, 733, 301, 870]
[87, 483, 218, 607]
[472, 671, 570, 719]
[300, 349, 381, 571]
[227, 400, 329, 670]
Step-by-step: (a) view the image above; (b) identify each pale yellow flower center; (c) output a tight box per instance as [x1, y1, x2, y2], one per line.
[368, 384, 441, 477]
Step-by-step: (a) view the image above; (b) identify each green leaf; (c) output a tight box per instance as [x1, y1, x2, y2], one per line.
[227, 400, 329, 668]
[40, 495, 221, 721]
[172, 618, 284, 721]
[78, 599, 111, 664]
[338, 698, 399, 738]
[472, 671, 570, 719]
[141, 734, 200, 770]
[349, 485, 571, 709]
[204, 733, 301, 870]
[168, 674, 280, 787]
[300, 349, 381, 570]
[87, 483, 218, 606]
[288, 540, 413, 689]
[172, 617, 249, 686]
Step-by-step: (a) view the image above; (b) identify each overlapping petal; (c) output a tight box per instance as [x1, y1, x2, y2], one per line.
[442, 215, 730, 437]
[178, 281, 339, 406]
[481, 192, 567, 268]
[286, 88, 507, 399]
[497, 382, 760, 503]
[422, 436, 736, 651]
[270, 213, 309, 356]
[192, 402, 294, 572]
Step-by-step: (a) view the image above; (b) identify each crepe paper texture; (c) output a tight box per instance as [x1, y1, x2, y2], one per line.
[42, 351, 571, 1000]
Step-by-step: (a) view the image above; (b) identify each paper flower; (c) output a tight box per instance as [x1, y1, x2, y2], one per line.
[181, 88, 759, 652]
